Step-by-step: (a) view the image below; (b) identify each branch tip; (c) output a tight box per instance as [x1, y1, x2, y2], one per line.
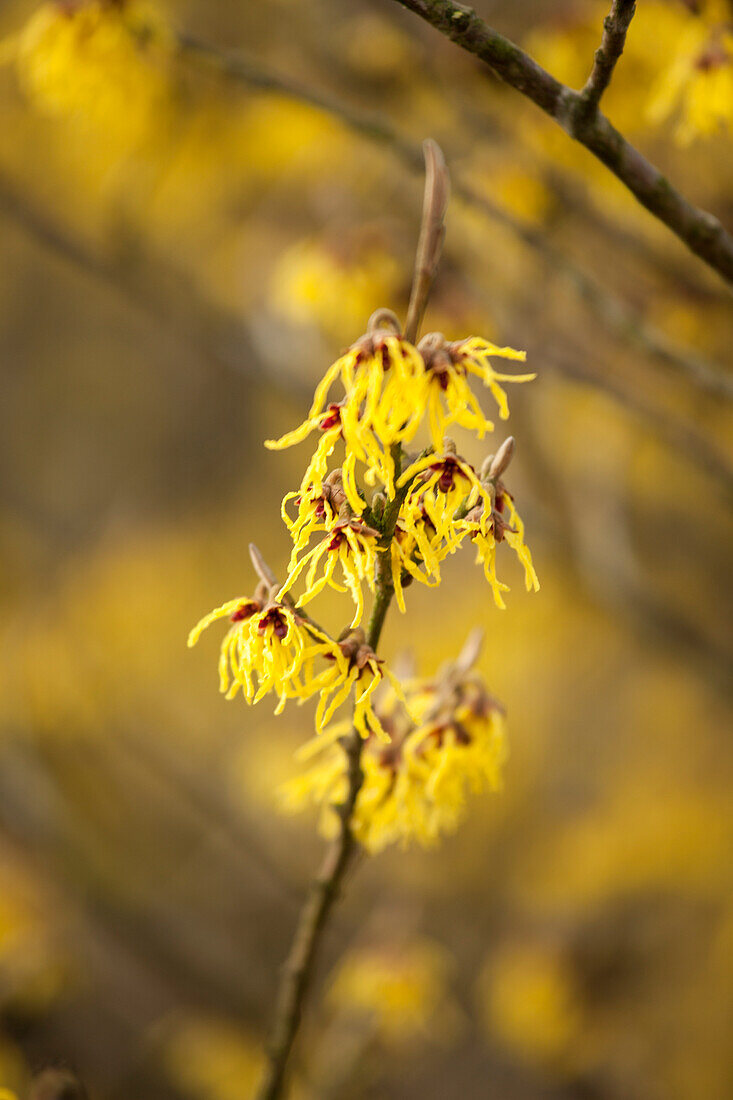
[404, 138, 451, 344]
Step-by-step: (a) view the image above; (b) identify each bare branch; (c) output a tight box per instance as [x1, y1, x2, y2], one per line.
[581, 0, 637, 111]
[391, 0, 733, 285]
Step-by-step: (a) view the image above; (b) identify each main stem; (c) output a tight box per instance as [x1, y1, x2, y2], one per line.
[255, 504, 399, 1100]
[256, 141, 447, 1100]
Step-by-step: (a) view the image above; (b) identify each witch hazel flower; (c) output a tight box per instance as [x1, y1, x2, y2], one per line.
[277, 508, 381, 629]
[188, 557, 349, 715]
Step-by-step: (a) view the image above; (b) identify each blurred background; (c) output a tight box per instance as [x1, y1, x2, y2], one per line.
[0, 1, 732, 1097]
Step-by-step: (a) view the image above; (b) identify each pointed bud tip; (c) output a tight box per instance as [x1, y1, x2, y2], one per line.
[489, 436, 515, 480]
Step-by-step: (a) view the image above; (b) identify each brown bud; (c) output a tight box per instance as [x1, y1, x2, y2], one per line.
[253, 578, 271, 605]
[417, 331, 445, 353]
[337, 629, 378, 671]
[351, 518, 381, 539]
[370, 491, 387, 520]
[488, 436, 515, 481]
[249, 543, 279, 588]
[324, 470, 346, 510]
[454, 627, 484, 675]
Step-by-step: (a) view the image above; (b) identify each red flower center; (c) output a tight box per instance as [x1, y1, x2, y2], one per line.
[320, 404, 343, 432]
[230, 601, 259, 623]
[258, 608, 289, 639]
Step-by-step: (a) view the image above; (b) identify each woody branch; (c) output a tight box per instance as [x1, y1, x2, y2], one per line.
[391, 0, 733, 285]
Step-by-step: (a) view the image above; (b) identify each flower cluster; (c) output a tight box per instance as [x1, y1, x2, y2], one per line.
[265, 312, 538, 632]
[281, 634, 508, 852]
[266, 311, 534, 503]
[189, 228, 537, 841]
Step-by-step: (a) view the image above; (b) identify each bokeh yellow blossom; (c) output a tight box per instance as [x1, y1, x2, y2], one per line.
[6, 0, 171, 153]
[478, 942, 583, 1070]
[281, 643, 508, 852]
[270, 238, 402, 339]
[162, 1015, 267, 1100]
[647, 15, 733, 144]
[327, 938, 456, 1044]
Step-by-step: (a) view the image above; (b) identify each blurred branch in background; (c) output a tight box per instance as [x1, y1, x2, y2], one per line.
[392, 0, 733, 284]
[2, 166, 730, 507]
[176, 30, 733, 403]
[0, 3, 731, 1099]
[0, 170, 309, 405]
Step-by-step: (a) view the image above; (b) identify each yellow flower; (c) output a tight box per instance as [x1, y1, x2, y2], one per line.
[188, 585, 347, 714]
[388, 515, 443, 613]
[278, 516, 381, 629]
[398, 446, 493, 545]
[459, 483, 540, 609]
[310, 629, 405, 741]
[7, 0, 170, 149]
[0, 1091, 18, 1100]
[281, 469, 345, 558]
[266, 317, 534, 503]
[267, 402, 346, 502]
[502, 489, 540, 595]
[281, 657, 508, 852]
[417, 333, 534, 451]
[266, 315, 426, 499]
[388, 446, 491, 610]
[389, 440, 538, 612]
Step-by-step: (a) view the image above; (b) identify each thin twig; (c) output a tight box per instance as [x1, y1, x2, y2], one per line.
[173, 34, 733, 402]
[404, 138, 450, 343]
[255, 144, 447, 1100]
[391, 0, 733, 285]
[581, 0, 637, 111]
